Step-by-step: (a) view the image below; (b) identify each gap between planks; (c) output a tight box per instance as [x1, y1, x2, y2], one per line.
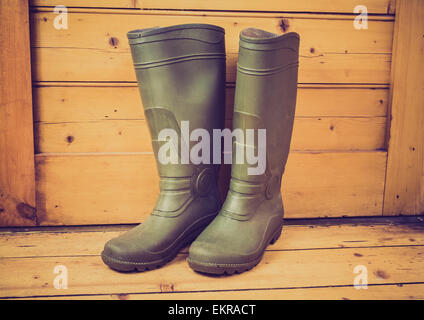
[32, 82, 391, 89]
[29, 0, 396, 15]
[29, 7, 396, 21]
[33, 150, 387, 156]
[6, 283, 424, 300]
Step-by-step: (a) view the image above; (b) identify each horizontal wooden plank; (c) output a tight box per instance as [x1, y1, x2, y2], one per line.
[35, 117, 387, 153]
[35, 153, 159, 226]
[292, 117, 386, 151]
[30, 11, 393, 83]
[283, 151, 386, 217]
[31, 11, 393, 54]
[32, 49, 391, 84]
[33, 86, 389, 122]
[30, 0, 396, 15]
[0, 246, 422, 298]
[33, 82, 390, 88]
[31, 0, 137, 8]
[19, 283, 424, 300]
[2, 223, 423, 258]
[34, 152, 386, 225]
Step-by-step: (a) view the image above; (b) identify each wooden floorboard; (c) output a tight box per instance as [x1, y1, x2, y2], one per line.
[0, 219, 423, 300]
[17, 284, 424, 300]
[1, 223, 424, 258]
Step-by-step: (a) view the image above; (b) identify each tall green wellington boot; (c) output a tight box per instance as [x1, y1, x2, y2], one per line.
[188, 28, 300, 274]
[102, 24, 226, 272]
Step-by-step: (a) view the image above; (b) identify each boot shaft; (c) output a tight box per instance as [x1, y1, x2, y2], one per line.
[127, 24, 226, 177]
[127, 24, 226, 216]
[221, 29, 300, 220]
[232, 29, 300, 184]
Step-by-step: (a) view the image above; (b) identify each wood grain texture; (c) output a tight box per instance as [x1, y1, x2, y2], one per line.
[31, 0, 137, 8]
[0, 247, 422, 298]
[30, 10, 394, 54]
[30, 0, 396, 14]
[2, 223, 423, 258]
[33, 85, 388, 153]
[383, 0, 424, 215]
[20, 284, 424, 300]
[34, 152, 386, 225]
[0, 0, 37, 226]
[2, 219, 423, 299]
[29, 11, 393, 83]
[34, 117, 386, 153]
[31, 48, 391, 84]
[24, 2, 401, 226]
[2, 220, 423, 299]
[33, 85, 389, 122]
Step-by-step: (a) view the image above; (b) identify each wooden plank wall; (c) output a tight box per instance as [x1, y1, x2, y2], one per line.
[28, 0, 395, 225]
[0, 0, 37, 226]
[383, 0, 424, 216]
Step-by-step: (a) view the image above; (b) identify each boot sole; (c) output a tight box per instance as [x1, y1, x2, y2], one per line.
[101, 220, 212, 272]
[101, 230, 199, 272]
[187, 223, 283, 275]
[101, 251, 176, 272]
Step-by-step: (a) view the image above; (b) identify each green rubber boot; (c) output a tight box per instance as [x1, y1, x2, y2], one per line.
[102, 24, 226, 272]
[188, 28, 300, 274]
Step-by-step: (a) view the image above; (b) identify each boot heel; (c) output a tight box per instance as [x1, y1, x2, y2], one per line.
[270, 225, 283, 245]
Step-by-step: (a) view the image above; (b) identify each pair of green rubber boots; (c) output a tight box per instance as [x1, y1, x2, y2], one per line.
[101, 24, 300, 275]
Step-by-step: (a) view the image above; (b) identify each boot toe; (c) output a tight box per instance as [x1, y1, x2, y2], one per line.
[102, 238, 136, 262]
[103, 235, 158, 263]
[188, 240, 244, 265]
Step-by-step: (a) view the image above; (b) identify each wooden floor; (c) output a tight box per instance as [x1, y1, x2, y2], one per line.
[0, 217, 423, 300]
